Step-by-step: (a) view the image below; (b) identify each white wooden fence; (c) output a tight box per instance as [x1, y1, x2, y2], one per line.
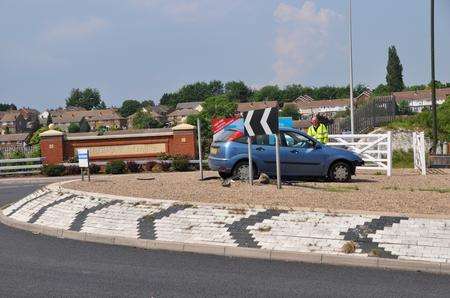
[328, 132, 392, 176]
[0, 157, 44, 176]
[412, 132, 427, 176]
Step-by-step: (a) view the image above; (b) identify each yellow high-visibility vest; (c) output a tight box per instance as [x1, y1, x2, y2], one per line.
[307, 123, 329, 144]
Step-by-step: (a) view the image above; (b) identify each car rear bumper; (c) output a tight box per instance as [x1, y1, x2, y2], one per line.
[208, 156, 233, 173]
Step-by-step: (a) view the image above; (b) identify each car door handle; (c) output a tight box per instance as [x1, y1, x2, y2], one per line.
[290, 149, 299, 154]
[255, 147, 265, 151]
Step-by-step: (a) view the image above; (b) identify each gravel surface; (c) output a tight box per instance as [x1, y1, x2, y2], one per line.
[65, 169, 450, 217]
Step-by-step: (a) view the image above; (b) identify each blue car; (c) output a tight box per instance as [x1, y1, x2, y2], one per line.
[208, 127, 364, 182]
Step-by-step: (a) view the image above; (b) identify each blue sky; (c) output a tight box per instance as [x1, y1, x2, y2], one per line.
[1, 0, 449, 110]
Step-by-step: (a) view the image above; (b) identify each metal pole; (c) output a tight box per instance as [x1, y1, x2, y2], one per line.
[430, 0, 438, 154]
[196, 118, 203, 180]
[81, 168, 84, 181]
[348, 0, 355, 135]
[87, 167, 91, 182]
[275, 134, 281, 189]
[247, 137, 253, 185]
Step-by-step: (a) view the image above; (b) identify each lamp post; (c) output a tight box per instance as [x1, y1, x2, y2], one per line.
[430, 0, 438, 153]
[348, 0, 355, 134]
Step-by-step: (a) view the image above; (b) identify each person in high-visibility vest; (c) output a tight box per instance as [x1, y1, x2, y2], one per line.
[307, 115, 329, 144]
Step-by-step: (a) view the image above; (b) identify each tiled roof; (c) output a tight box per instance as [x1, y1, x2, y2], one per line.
[168, 108, 198, 117]
[0, 111, 21, 122]
[0, 132, 30, 143]
[175, 102, 203, 110]
[237, 101, 279, 112]
[393, 88, 450, 103]
[51, 109, 125, 124]
[294, 98, 349, 109]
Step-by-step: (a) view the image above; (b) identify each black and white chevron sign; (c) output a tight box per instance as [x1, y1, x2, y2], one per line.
[243, 107, 279, 137]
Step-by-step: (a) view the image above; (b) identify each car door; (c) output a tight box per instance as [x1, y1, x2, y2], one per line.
[252, 135, 277, 176]
[280, 131, 325, 177]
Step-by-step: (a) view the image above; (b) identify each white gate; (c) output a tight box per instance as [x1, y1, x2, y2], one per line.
[327, 132, 392, 176]
[412, 131, 427, 176]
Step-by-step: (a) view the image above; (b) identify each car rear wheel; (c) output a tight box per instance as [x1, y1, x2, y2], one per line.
[218, 171, 232, 179]
[328, 161, 352, 182]
[232, 161, 258, 181]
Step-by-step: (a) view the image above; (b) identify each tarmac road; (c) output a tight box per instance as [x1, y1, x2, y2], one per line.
[1, 178, 450, 297]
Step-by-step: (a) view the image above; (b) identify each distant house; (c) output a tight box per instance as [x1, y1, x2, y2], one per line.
[290, 92, 371, 118]
[393, 87, 450, 112]
[0, 132, 31, 147]
[167, 102, 203, 124]
[50, 109, 126, 131]
[0, 109, 39, 134]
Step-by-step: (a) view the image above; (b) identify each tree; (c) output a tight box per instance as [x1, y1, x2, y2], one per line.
[252, 85, 282, 102]
[0, 103, 17, 111]
[65, 88, 106, 110]
[46, 113, 53, 126]
[159, 92, 179, 107]
[386, 46, 405, 92]
[200, 95, 237, 119]
[141, 99, 155, 107]
[208, 80, 224, 96]
[79, 117, 91, 132]
[225, 81, 252, 102]
[132, 111, 162, 129]
[372, 84, 391, 96]
[397, 100, 411, 115]
[68, 123, 80, 133]
[280, 104, 301, 120]
[4, 127, 10, 134]
[119, 100, 142, 117]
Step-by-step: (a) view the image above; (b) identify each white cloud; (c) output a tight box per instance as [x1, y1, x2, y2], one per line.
[273, 1, 341, 84]
[44, 17, 109, 41]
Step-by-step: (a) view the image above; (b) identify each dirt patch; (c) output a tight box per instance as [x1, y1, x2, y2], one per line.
[64, 169, 450, 216]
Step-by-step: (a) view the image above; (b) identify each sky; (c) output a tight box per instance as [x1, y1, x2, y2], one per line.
[0, 0, 449, 110]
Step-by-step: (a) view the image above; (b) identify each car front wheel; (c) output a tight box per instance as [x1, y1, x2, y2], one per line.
[232, 161, 258, 181]
[328, 161, 352, 182]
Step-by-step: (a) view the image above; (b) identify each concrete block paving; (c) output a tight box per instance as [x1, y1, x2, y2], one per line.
[3, 185, 450, 264]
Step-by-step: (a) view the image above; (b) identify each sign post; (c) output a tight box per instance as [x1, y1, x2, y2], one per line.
[197, 118, 203, 180]
[275, 133, 281, 189]
[77, 149, 90, 182]
[243, 107, 281, 189]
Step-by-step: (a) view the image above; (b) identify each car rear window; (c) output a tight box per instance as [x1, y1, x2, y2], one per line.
[213, 130, 237, 142]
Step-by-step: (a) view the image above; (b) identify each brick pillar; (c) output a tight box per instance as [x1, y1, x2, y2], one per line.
[40, 130, 65, 164]
[169, 124, 196, 158]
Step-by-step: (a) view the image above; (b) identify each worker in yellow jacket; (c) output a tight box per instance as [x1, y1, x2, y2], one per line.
[307, 115, 329, 144]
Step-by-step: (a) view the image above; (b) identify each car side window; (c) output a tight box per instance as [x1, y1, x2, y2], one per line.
[282, 131, 314, 148]
[253, 135, 276, 146]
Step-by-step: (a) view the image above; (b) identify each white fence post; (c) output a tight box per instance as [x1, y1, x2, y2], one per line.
[412, 131, 427, 176]
[387, 131, 392, 176]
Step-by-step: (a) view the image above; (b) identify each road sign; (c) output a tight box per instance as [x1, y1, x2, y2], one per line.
[77, 149, 89, 168]
[242, 107, 281, 189]
[243, 107, 278, 137]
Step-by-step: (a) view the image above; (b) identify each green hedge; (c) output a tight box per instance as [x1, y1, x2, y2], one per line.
[105, 160, 127, 174]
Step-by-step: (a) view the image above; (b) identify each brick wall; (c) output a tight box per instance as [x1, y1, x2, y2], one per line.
[40, 126, 196, 164]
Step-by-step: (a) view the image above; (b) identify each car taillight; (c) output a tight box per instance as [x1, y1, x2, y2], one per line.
[227, 130, 244, 141]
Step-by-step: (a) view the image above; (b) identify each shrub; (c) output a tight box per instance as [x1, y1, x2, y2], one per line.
[171, 154, 190, 172]
[157, 153, 172, 160]
[392, 149, 414, 168]
[151, 163, 163, 173]
[127, 161, 142, 173]
[10, 150, 26, 159]
[65, 165, 81, 175]
[105, 160, 127, 174]
[89, 163, 101, 174]
[145, 161, 158, 171]
[42, 164, 66, 177]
